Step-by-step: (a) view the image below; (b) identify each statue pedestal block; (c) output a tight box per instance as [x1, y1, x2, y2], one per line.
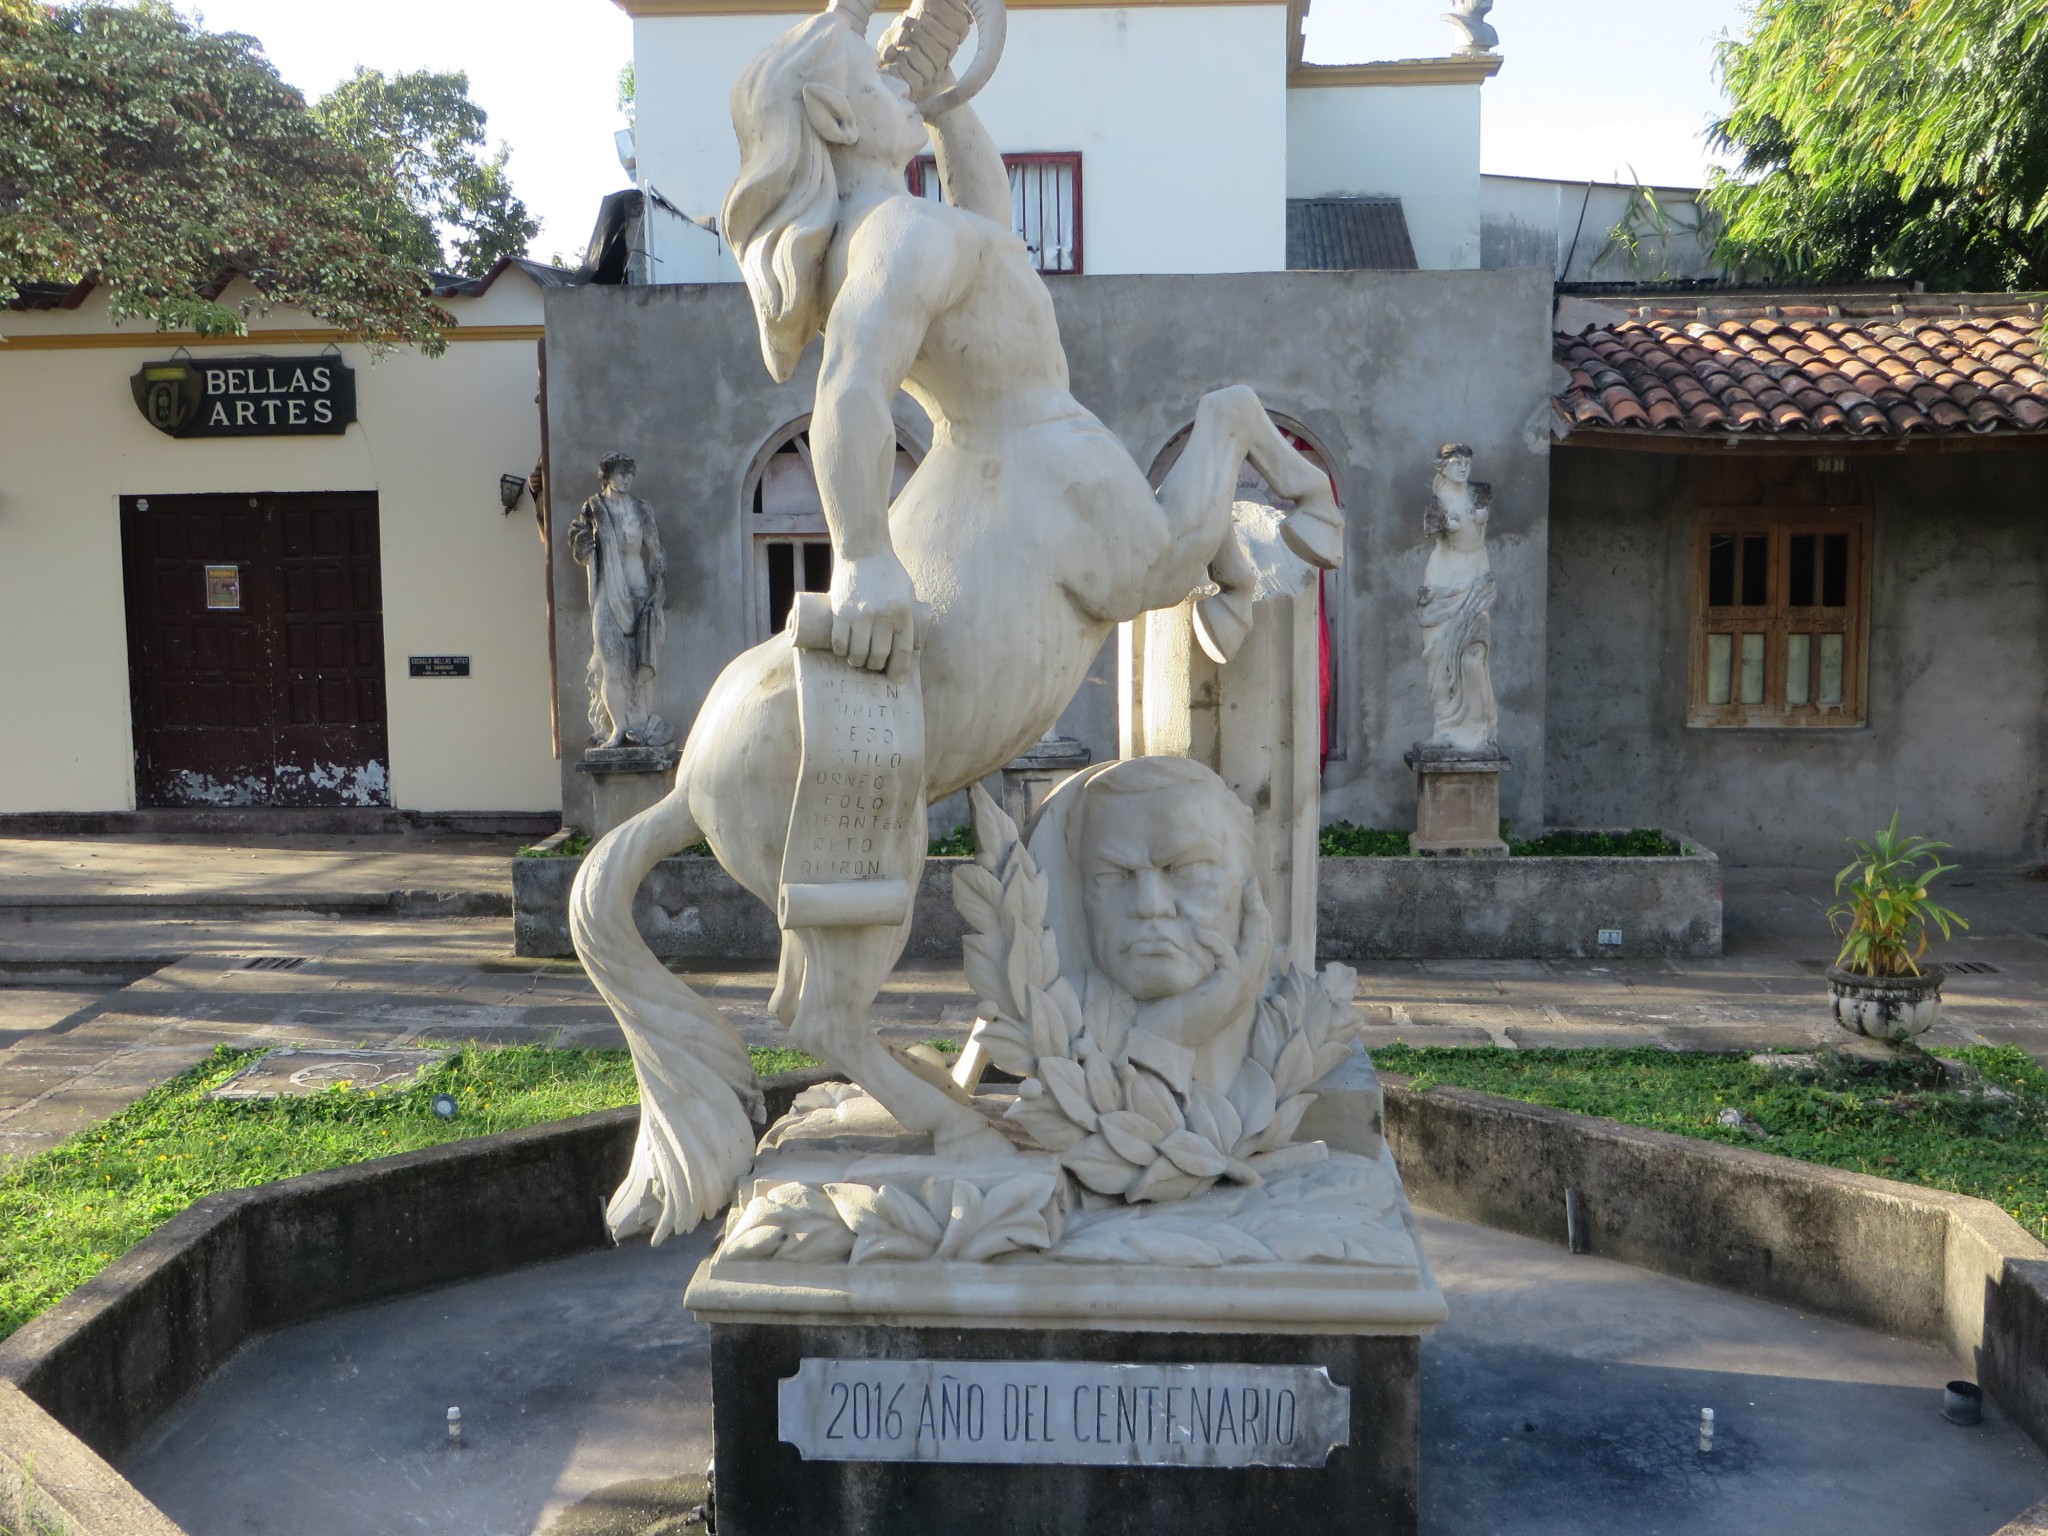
[1404, 750, 1509, 858]
[577, 745, 678, 837]
[685, 1058, 1440, 1536]
[998, 733, 1092, 837]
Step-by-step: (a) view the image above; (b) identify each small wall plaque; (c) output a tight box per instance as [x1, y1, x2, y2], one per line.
[204, 564, 242, 611]
[409, 655, 471, 678]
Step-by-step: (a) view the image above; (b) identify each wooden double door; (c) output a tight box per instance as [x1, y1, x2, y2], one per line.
[120, 492, 391, 807]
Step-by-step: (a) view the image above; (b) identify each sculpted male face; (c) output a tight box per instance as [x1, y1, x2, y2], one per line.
[1079, 781, 1249, 1001]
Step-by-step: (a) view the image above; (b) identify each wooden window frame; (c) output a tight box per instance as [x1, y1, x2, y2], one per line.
[908, 151, 1084, 275]
[1687, 506, 1871, 729]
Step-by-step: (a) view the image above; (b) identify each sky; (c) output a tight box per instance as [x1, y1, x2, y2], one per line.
[180, 0, 1754, 263]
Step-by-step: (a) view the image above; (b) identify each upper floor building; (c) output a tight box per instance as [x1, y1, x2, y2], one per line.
[613, 0, 1503, 282]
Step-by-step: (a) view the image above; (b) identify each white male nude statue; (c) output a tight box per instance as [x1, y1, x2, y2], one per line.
[571, 0, 1346, 1242]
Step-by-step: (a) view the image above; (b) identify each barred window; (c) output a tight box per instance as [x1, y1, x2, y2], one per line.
[746, 424, 918, 641]
[909, 152, 1083, 274]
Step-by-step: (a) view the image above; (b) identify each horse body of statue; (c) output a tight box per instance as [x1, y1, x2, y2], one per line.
[572, 0, 1346, 1243]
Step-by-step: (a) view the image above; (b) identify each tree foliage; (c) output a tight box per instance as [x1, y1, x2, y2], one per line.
[313, 68, 537, 280]
[0, 0, 451, 349]
[1706, 0, 2048, 290]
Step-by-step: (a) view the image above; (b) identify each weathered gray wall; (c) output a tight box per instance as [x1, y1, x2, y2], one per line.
[543, 271, 1555, 834]
[1546, 444, 2048, 864]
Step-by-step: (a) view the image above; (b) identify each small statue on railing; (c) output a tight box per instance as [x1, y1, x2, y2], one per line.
[1443, 0, 1499, 55]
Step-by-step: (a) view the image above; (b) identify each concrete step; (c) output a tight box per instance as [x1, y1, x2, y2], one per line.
[0, 889, 512, 921]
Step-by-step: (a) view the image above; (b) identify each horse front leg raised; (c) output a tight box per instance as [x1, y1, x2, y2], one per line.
[1157, 385, 1346, 663]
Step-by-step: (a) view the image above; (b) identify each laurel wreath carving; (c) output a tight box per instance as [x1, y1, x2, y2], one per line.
[954, 785, 1362, 1204]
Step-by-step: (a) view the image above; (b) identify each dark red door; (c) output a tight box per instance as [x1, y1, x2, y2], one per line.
[120, 492, 390, 807]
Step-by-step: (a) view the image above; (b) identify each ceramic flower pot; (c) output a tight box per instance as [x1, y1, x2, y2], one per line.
[1825, 965, 1943, 1043]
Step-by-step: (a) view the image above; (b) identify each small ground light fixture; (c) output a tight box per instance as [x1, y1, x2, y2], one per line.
[448, 1406, 463, 1445]
[1698, 1407, 1715, 1454]
[432, 1093, 459, 1120]
[499, 473, 526, 515]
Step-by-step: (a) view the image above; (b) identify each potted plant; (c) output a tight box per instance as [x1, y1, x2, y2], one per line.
[1825, 814, 1968, 1043]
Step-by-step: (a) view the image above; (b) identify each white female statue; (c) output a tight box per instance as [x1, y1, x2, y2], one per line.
[571, 0, 1345, 1243]
[569, 451, 673, 750]
[1415, 443, 1500, 759]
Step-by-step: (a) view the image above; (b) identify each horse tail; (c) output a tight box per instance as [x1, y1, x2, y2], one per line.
[570, 772, 763, 1244]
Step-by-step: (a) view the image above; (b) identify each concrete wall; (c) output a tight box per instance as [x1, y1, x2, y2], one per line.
[633, 4, 1289, 283]
[1545, 445, 2048, 864]
[1480, 175, 1720, 283]
[1287, 82, 1481, 271]
[0, 277, 559, 814]
[542, 269, 1555, 834]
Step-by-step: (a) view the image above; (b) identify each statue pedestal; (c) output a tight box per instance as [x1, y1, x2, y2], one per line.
[1404, 749, 1509, 857]
[998, 733, 1092, 836]
[577, 745, 678, 837]
[685, 1056, 1440, 1536]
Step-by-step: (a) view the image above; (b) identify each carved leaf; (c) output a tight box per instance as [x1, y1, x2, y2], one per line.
[969, 783, 1016, 873]
[1004, 912, 1036, 1027]
[1245, 1141, 1329, 1180]
[779, 1222, 856, 1262]
[1062, 1134, 1143, 1196]
[1242, 1091, 1317, 1156]
[968, 1013, 1036, 1080]
[1271, 1031, 1318, 1098]
[949, 1172, 1058, 1262]
[1310, 1041, 1356, 1083]
[1228, 1058, 1278, 1138]
[1191, 1083, 1243, 1152]
[1248, 991, 1291, 1072]
[1037, 1056, 1098, 1129]
[1083, 1051, 1122, 1115]
[1127, 1159, 1206, 1203]
[931, 1179, 984, 1260]
[962, 934, 1009, 1017]
[1125, 1068, 1185, 1136]
[828, 1181, 946, 1264]
[1083, 974, 1137, 1060]
[1123, 1029, 1195, 1096]
[1047, 977, 1084, 1056]
[1025, 985, 1067, 1063]
[1099, 1110, 1164, 1165]
[1005, 1095, 1090, 1152]
[1022, 864, 1050, 947]
[952, 862, 1004, 935]
[1263, 1222, 1348, 1265]
[1156, 1128, 1230, 1178]
[1184, 1086, 1222, 1147]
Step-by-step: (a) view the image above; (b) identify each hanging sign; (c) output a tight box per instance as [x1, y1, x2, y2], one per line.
[131, 356, 356, 438]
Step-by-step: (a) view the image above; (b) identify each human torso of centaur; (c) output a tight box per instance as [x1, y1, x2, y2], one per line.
[831, 196, 1193, 796]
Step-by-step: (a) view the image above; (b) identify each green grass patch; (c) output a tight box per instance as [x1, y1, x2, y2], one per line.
[517, 832, 591, 859]
[1318, 822, 1413, 857]
[1318, 824, 1684, 858]
[1373, 1044, 2048, 1242]
[928, 825, 975, 858]
[0, 1042, 822, 1343]
[1507, 828, 1683, 858]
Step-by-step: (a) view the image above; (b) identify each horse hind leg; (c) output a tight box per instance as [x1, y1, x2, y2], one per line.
[1158, 385, 1347, 663]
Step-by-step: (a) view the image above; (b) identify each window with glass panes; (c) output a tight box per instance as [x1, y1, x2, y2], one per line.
[746, 424, 920, 642]
[1688, 512, 1868, 727]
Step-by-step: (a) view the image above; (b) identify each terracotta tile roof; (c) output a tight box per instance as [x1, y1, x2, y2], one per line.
[1555, 298, 2048, 439]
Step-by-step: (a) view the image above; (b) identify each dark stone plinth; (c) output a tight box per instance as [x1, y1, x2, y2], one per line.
[576, 745, 678, 775]
[709, 1322, 1419, 1536]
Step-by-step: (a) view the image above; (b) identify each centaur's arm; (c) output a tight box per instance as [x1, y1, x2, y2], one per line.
[811, 205, 965, 674]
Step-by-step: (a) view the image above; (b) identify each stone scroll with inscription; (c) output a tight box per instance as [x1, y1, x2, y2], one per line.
[777, 592, 928, 931]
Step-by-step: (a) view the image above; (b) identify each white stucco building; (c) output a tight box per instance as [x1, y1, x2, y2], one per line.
[0, 268, 563, 817]
[619, 0, 1501, 281]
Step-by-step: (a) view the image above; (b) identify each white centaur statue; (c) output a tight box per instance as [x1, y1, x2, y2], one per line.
[1416, 443, 1500, 760]
[571, 0, 1344, 1243]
